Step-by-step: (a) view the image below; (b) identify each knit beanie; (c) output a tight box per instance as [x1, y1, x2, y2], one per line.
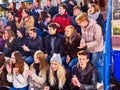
[50, 53, 62, 65]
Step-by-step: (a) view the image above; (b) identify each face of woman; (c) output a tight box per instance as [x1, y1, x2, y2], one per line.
[88, 6, 95, 14]
[22, 10, 28, 18]
[65, 29, 72, 37]
[50, 62, 59, 71]
[4, 31, 9, 39]
[34, 55, 39, 63]
[11, 54, 16, 64]
[33, 0, 39, 7]
[78, 55, 89, 69]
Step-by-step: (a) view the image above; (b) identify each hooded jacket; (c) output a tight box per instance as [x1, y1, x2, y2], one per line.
[72, 62, 97, 90]
[81, 19, 103, 53]
[14, 27, 28, 56]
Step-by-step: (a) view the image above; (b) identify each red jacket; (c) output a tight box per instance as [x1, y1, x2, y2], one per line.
[52, 12, 70, 34]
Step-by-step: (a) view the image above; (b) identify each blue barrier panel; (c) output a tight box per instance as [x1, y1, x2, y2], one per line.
[113, 50, 120, 83]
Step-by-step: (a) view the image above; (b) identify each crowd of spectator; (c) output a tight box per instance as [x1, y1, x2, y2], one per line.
[0, 0, 107, 90]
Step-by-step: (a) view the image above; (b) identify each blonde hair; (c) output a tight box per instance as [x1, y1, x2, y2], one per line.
[65, 25, 78, 45]
[33, 50, 49, 75]
[76, 13, 89, 24]
[49, 63, 66, 89]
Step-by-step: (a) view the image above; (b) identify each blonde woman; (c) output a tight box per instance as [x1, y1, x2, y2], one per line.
[44, 53, 70, 90]
[27, 50, 49, 90]
[63, 25, 84, 70]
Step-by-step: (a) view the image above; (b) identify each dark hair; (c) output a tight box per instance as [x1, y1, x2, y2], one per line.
[77, 50, 89, 59]
[0, 52, 5, 67]
[34, 0, 40, 5]
[11, 2, 16, 10]
[47, 0, 52, 2]
[48, 23, 59, 29]
[23, 9, 30, 15]
[59, 3, 67, 11]
[8, 12, 16, 17]
[39, 11, 50, 22]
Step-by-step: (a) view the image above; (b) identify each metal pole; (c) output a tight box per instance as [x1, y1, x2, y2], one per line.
[104, 0, 112, 90]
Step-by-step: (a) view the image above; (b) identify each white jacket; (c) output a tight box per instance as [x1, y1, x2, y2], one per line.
[7, 63, 29, 88]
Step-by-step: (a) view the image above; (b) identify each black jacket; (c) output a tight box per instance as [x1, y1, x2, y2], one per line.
[96, 13, 105, 36]
[70, 16, 82, 35]
[7, 19, 17, 36]
[44, 5, 55, 18]
[14, 36, 28, 56]
[63, 0, 77, 16]
[47, 69, 71, 90]
[71, 62, 97, 90]
[26, 36, 43, 56]
[44, 33, 65, 56]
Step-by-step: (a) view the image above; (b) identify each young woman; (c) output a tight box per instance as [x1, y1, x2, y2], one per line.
[44, 53, 70, 90]
[6, 51, 29, 90]
[63, 25, 84, 70]
[28, 50, 49, 90]
[0, 52, 12, 90]
[88, 3, 104, 36]
[71, 50, 97, 90]
[2, 29, 16, 57]
[17, 1, 27, 22]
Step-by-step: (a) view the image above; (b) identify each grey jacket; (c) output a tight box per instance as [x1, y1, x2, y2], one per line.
[81, 19, 103, 53]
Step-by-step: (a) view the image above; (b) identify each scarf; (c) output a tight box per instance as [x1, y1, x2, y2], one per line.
[34, 63, 40, 75]
[88, 11, 100, 20]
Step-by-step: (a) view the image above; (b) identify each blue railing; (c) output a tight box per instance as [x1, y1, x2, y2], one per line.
[104, 0, 112, 90]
